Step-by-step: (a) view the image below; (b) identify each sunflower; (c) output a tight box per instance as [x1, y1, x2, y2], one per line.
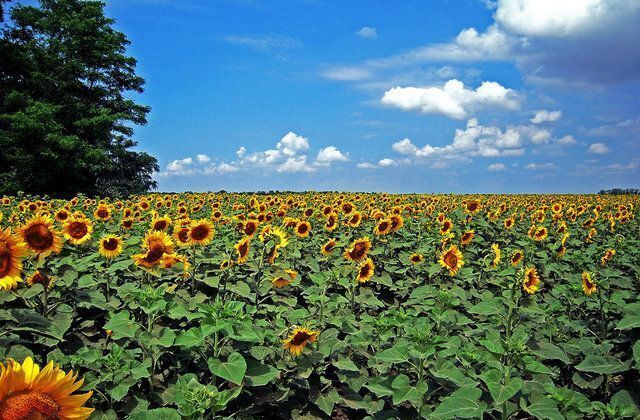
[511, 250, 524, 266]
[0, 357, 94, 419]
[243, 220, 259, 237]
[374, 219, 391, 236]
[601, 249, 615, 267]
[19, 215, 62, 256]
[272, 269, 297, 288]
[581, 271, 596, 296]
[98, 235, 123, 259]
[321, 239, 338, 255]
[523, 267, 541, 294]
[27, 270, 55, 290]
[189, 219, 215, 246]
[465, 199, 481, 214]
[439, 219, 453, 235]
[346, 212, 362, 227]
[439, 245, 464, 276]
[295, 221, 311, 238]
[409, 253, 424, 265]
[0, 228, 27, 291]
[132, 230, 174, 269]
[93, 204, 111, 221]
[283, 327, 319, 356]
[121, 218, 134, 230]
[533, 226, 548, 241]
[151, 215, 171, 231]
[356, 258, 375, 283]
[460, 230, 474, 246]
[343, 237, 372, 262]
[219, 260, 233, 270]
[63, 216, 93, 245]
[490, 243, 501, 268]
[235, 236, 251, 264]
[503, 217, 515, 229]
[54, 208, 70, 222]
[324, 213, 338, 231]
[389, 214, 404, 232]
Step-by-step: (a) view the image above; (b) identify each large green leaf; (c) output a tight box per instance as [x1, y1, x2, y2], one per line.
[575, 355, 631, 374]
[391, 374, 428, 409]
[208, 352, 247, 385]
[480, 369, 523, 406]
[432, 387, 487, 419]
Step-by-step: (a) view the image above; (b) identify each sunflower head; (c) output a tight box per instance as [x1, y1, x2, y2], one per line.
[295, 221, 311, 238]
[0, 357, 94, 420]
[0, 228, 27, 291]
[581, 271, 597, 296]
[511, 250, 524, 266]
[460, 230, 474, 246]
[321, 239, 338, 256]
[19, 215, 62, 256]
[63, 216, 93, 245]
[234, 236, 251, 264]
[439, 245, 464, 276]
[374, 219, 391, 236]
[283, 327, 320, 356]
[27, 270, 55, 290]
[490, 243, 501, 268]
[523, 267, 541, 294]
[343, 237, 372, 261]
[189, 219, 215, 246]
[409, 253, 424, 265]
[98, 235, 124, 259]
[133, 230, 174, 269]
[357, 258, 375, 283]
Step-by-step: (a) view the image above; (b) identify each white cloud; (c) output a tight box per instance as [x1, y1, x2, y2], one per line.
[356, 27, 377, 39]
[378, 158, 397, 167]
[315, 146, 349, 165]
[357, 162, 377, 169]
[224, 34, 301, 50]
[166, 157, 194, 172]
[531, 110, 562, 124]
[381, 79, 520, 119]
[555, 135, 578, 146]
[196, 154, 211, 164]
[525, 162, 555, 170]
[236, 146, 247, 157]
[392, 119, 526, 161]
[278, 156, 314, 173]
[322, 67, 372, 81]
[277, 132, 309, 156]
[584, 117, 640, 136]
[587, 142, 610, 154]
[488, 163, 507, 171]
[217, 163, 240, 173]
[495, 0, 610, 37]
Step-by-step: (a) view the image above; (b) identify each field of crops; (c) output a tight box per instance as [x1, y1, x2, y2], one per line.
[0, 193, 638, 419]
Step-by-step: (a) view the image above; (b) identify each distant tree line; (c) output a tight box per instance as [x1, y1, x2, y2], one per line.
[598, 188, 640, 195]
[0, 0, 157, 198]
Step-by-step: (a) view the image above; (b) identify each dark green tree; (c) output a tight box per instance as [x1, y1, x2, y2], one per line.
[0, 0, 157, 197]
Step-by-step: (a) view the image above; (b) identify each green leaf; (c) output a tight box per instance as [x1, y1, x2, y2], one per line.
[432, 387, 486, 419]
[522, 397, 563, 420]
[616, 315, 640, 330]
[391, 374, 428, 409]
[245, 359, 279, 387]
[208, 352, 247, 385]
[480, 369, 523, 406]
[376, 344, 409, 364]
[333, 357, 359, 372]
[313, 388, 340, 416]
[103, 311, 139, 339]
[575, 355, 630, 374]
[128, 408, 182, 420]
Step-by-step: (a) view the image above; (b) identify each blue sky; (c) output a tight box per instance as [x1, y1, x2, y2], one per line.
[32, 1, 640, 192]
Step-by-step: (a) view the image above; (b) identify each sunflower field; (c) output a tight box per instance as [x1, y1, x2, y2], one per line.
[0, 193, 639, 419]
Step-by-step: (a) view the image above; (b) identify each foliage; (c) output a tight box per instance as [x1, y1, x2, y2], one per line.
[0, 192, 639, 419]
[0, 0, 157, 198]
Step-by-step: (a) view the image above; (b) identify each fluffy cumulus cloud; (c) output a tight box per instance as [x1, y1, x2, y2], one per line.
[488, 163, 506, 171]
[531, 110, 562, 124]
[160, 132, 349, 177]
[381, 79, 520, 119]
[391, 118, 526, 161]
[587, 142, 610, 154]
[355, 27, 377, 39]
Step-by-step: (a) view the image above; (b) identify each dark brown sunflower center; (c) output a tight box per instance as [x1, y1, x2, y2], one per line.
[68, 222, 88, 238]
[290, 332, 311, 345]
[238, 242, 248, 257]
[56, 212, 68, 220]
[97, 209, 109, 218]
[103, 238, 119, 251]
[444, 251, 458, 268]
[25, 224, 54, 251]
[351, 243, 366, 259]
[0, 390, 59, 420]
[245, 224, 257, 236]
[191, 225, 209, 240]
[297, 224, 308, 234]
[359, 264, 371, 277]
[154, 220, 168, 231]
[378, 222, 389, 231]
[324, 242, 335, 251]
[0, 242, 11, 277]
[144, 242, 165, 263]
[411, 255, 421, 262]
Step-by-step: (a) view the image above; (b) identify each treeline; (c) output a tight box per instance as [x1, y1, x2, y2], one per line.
[598, 188, 640, 195]
[0, 0, 157, 198]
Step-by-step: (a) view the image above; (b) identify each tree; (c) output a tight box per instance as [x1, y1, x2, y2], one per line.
[0, 0, 157, 197]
